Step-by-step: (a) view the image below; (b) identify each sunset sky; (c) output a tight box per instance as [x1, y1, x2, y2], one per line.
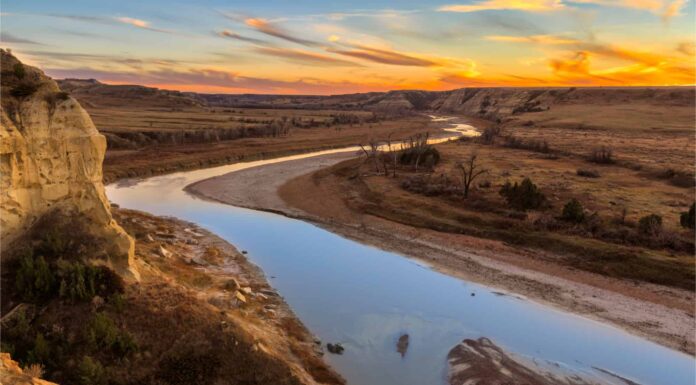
[2, 0, 694, 94]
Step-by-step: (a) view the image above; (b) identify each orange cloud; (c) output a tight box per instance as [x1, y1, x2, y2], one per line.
[328, 45, 440, 66]
[486, 34, 671, 67]
[550, 51, 592, 75]
[253, 46, 359, 66]
[485, 35, 579, 45]
[244, 18, 319, 46]
[676, 41, 696, 56]
[438, 0, 564, 12]
[548, 50, 695, 85]
[579, 43, 667, 66]
[218, 30, 267, 44]
[571, 0, 687, 20]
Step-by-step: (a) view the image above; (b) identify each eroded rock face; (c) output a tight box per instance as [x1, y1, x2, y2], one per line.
[0, 352, 58, 385]
[0, 49, 137, 279]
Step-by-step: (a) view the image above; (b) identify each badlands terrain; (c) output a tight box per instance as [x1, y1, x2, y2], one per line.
[1, 47, 694, 385]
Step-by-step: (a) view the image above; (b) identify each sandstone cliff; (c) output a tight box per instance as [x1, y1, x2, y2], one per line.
[0, 49, 137, 279]
[0, 353, 57, 385]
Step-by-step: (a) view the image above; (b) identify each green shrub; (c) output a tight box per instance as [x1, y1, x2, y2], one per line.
[576, 168, 600, 178]
[58, 262, 95, 302]
[561, 199, 585, 223]
[78, 356, 106, 385]
[15, 254, 55, 302]
[86, 313, 119, 350]
[57, 262, 124, 303]
[39, 226, 72, 258]
[86, 312, 138, 357]
[499, 178, 547, 211]
[588, 146, 614, 164]
[479, 125, 500, 144]
[398, 146, 440, 168]
[680, 203, 695, 229]
[10, 81, 39, 98]
[27, 333, 51, 364]
[112, 331, 138, 357]
[13, 63, 26, 79]
[109, 293, 126, 313]
[638, 214, 662, 236]
[1, 342, 15, 356]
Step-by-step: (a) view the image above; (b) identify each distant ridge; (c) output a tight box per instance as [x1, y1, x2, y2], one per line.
[58, 78, 694, 121]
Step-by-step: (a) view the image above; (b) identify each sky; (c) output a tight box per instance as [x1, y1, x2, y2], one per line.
[1, 0, 694, 94]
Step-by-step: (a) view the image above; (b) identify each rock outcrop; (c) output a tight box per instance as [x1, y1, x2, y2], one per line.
[447, 337, 611, 385]
[0, 353, 57, 385]
[0, 49, 137, 279]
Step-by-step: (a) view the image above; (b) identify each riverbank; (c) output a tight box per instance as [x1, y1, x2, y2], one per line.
[111, 207, 344, 384]
[186, 151, 695, 356]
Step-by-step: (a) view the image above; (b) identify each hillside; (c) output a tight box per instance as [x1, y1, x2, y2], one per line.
[58, 79, 203, 109]
[1, 50, 343, 385]
[58, 79, 694, 119]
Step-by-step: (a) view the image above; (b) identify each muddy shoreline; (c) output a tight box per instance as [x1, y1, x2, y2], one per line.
[185, 152, 695, 356]
[113, 207, 344, 384]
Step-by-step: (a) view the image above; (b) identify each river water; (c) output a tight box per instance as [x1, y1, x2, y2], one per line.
[106, 119, 694, 385]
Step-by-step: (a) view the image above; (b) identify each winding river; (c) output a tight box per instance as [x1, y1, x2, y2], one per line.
[106, 119, 694, 385]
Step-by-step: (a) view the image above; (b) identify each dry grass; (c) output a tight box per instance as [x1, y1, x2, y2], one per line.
[101, 112, 432, 182]
[504, 103, 695, 174]
[316, 137, 694, 289]
[1, 209, 344, 385]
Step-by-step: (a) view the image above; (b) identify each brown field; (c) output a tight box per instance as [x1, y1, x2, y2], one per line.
[100, 110, 432, 182]
[286, 140, 694, 288]
[504, 103, 694, 176]
[279, 101, 695, 291]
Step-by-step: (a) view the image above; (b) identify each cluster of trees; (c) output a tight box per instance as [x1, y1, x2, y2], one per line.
[503, 136, 550, 154]
[2, 212, 137, 384]
[359, 133, 441, 177]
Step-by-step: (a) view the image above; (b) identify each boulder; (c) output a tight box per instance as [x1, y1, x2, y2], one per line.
[326, 343, 345, 355]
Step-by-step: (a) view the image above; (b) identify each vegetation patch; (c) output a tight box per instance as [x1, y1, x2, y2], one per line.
[499, 178, 547, 211]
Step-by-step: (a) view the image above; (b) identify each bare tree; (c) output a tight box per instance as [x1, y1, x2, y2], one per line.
[359, 138, 383, 174]
[455, 153, 488, 198]
[386, 133, 398, 177]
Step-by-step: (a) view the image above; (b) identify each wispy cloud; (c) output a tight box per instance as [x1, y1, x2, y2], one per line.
[327, 44, 440, 66]
[485, 33, 670, 67]
[1, 32, 43, 45]
[253, 46, 360, 66]
[476, 13, 546, 34]
[485, 34, 579, 44]
[43, 66, 389, 95]
[115, 17, 172, 33]
[676, 41, 695, 56]
[217, 29, 268, 44]
[438, 0, 564, 13]
[45, 13, 115, 24]
[244, 18, 320, 46]
[39, 13, 173, 33]
[569, 0, 687, 20]
[439, 0, 686, 19]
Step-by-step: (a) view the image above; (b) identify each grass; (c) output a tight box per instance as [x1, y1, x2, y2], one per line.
[1, 209, 343, 385]
[321, 136, 695, 290]
[101, 113, 433, 182]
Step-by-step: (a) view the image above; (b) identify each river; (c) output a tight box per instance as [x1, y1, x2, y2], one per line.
[106, 118, 694, 385]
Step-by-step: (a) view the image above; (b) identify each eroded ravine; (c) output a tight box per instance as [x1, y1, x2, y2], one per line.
[106, 118, 694, 385]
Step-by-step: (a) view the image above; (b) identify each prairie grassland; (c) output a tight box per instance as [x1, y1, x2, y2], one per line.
[98, 106, 432, 182]
[293, 127, 695, 290]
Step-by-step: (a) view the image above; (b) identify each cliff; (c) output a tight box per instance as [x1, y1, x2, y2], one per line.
[59, 79, 694, 125]
[0, 49, 137, 279]
[0, 353, 57, 385]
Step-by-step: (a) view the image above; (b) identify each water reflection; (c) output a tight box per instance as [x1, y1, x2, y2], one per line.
[106, 119, 693, 385]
